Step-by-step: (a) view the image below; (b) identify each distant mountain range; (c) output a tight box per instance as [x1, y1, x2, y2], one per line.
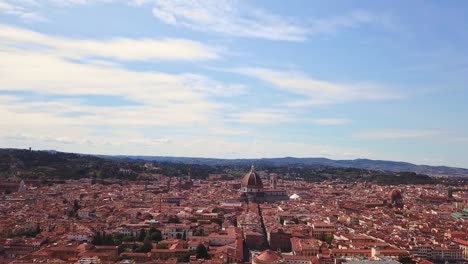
[102, 155, 468, 177]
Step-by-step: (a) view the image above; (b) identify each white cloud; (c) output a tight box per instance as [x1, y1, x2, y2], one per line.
[0, 24, 218, 61]
[227, 108, 352, 126]
[0, 0, 45, 21]
[235, 109, 292, 124]
[235, 67, 402, 106]
[308, 10, 397, 35]
[147, 1, 395, 41]
[2, 1, 395, 41]
[0, 24, 247, 139]
[150, 0, 307, 41]
[353, 129, 447, 140]
[309, 118, 352, 125]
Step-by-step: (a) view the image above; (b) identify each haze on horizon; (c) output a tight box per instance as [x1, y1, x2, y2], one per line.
[1, 1, 467, 168]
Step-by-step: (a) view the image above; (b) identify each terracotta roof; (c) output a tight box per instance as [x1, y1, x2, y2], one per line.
[254, 249, 283, 263]
[241, 165, 263, 188]
[453, 238, 468, 246]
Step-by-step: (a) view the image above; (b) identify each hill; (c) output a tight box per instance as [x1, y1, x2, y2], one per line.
[104, 155, 468, 177]
[0, 148, 464, 186]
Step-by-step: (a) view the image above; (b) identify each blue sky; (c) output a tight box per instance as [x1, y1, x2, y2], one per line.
[1, 0, 468, 168]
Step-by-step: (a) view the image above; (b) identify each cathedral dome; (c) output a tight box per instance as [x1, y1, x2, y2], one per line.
[253, 250, 284, 264]
[241, 165, 263, 189]
[387, 189, 402, 201]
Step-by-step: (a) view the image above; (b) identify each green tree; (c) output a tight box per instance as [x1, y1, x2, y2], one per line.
[168, 216, 180, 223]
[177, 252, 191, 262]
[138, 229, 147, 242]
[139, 237, 152, 253]
[398, 256, 415, 264]
[92, 231, 102, 245]
[35, 223, 41, 235]
[150, 230, 162, 242]
[195, 244, 209, 259]
[194, 228, 204, 236]
[210, 218, 223, 226]
[122, 236, 135, 242]
[73, 200, 80, 211]
[157, 243, 169, 249]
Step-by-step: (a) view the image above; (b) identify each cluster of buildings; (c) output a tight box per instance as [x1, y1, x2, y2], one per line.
[0, 166, 466, 264]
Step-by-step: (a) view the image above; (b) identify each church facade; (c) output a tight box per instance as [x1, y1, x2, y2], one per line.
[240, 166, 288, 203]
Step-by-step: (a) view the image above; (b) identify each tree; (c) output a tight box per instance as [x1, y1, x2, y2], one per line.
[122, 236, 135, 242]
[138, 229, 147, 242]
[194, 228, 204, 236]
[35, 223, 41, 235]
[324, 234, 333, 244]
[168, 216, 180, 223]
[210, 218, 223, 226]
[195, 243, 209, 259]
[150, 230, 162, 242]
[178, 252, 191, 262]
[73, 200, 80, 211]
[157, 243, 169, 249]
[139, 237, 152, 253]
[92, 231, 102, 245]
[398, 256, 415, 264]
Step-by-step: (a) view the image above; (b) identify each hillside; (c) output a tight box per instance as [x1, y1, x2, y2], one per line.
[0, 148, 463, 185]
[106, 155, 468, 177]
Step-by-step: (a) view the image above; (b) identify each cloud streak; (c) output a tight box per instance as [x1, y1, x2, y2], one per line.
[0, 0, 45, 21]
[148, 1, 394, 42]
[0, 24, 218, 61]
[353, 129, 448, 140]
[2, 1, 394, 42]
[234, 67, 402, 106]
[150, 0, 307, 41]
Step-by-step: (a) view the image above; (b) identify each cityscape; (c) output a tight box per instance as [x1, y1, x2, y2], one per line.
[0, 149, 466, 264]
[1, 0, 468, 264]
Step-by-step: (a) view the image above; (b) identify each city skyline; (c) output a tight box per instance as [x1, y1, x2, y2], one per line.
[1, 1, 468, 168]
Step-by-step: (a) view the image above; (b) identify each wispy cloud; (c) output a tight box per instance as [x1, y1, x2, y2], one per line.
[0, 24, 218, 61]
[309, 118, 352, 126]
[228, 108, 352, 126]
[353, 129, 448, 140]
[147, 1, 394, 41]
[149, 0, 307, 41]
[0, 24, 245, 137]
[308, 10, 397, 35]
[0, 0, 46, 21]
[2, 0, 395, 41]
[234, 67, 402, 106]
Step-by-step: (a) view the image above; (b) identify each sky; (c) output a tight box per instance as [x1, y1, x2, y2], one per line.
[1, 0, 468, 168]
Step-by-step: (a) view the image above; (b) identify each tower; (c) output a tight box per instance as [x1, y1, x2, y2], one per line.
[18, 180, 26, 193]
[270, 174, 278, 189]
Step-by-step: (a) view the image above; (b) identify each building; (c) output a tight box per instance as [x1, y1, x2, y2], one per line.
[386, 189, 403, 208]
[252, 250, 286, 264]
[269, 228, 292, 252]
[291, 237, 324, 256]
[240, 166, 288, 203]
[453, 239, 468, 261]
[431, 244, 463, 261]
